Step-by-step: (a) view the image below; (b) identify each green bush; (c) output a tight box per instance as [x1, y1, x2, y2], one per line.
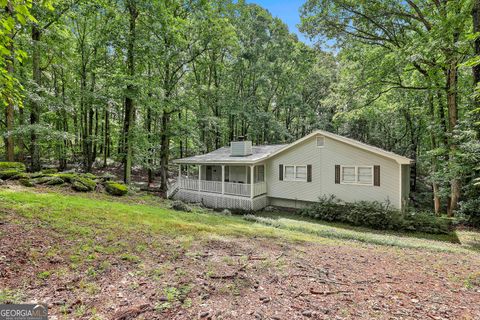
[300, 195, 452, 234]
[105, 181, 128, 196]
[0, 162, 26, 172]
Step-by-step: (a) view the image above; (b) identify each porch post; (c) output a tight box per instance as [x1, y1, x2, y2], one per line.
[250, 165, 255, 198]
[221, 165, 225, 194]
[198, 164, 202, 192]
[178, 164, 181, 184]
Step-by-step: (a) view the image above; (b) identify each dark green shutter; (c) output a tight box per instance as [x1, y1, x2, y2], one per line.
[374, 165, 380, 186]
[335, 165, 340, 184]
[279, 164, 283, 181]
[307, 165, 312, 182]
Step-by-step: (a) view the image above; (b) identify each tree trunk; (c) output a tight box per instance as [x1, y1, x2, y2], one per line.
[473, 0, 480, 92]
[30, 24, 42, 171]
[123, 0, 138, 184]
[428, 92, 441, 214]
[103, 108, 109, 168]
[159, 111, 170, 192]
[5, 1, 15, 161]
[446, 60, 460, 217]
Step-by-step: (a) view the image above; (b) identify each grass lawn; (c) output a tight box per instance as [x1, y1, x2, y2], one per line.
[1, 185, 479, 319]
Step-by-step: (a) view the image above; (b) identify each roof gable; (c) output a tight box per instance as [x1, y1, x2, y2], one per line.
[268, 130, 412, 165]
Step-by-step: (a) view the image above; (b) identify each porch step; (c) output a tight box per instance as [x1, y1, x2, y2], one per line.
[166, 182, 179, 199]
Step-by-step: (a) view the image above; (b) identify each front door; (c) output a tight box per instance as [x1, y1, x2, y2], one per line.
[206, 166, 213, 180]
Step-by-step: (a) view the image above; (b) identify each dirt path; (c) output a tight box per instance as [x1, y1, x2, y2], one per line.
[1, 212, 479, 320]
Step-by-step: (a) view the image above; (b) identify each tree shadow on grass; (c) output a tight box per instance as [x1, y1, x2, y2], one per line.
[256, 210, 462, 245]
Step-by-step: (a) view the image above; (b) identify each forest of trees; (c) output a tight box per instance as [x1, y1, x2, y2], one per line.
[0, 0, 479, 220]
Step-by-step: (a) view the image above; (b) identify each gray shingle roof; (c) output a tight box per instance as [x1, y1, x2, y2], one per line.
[174, 144, 288, 164]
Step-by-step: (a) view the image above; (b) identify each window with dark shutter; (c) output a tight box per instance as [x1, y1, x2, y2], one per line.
[374, 165, 380, 186]
[307, 165, 312, 182]
[335, 165, 340, 184]
[279, 164, 283, 181]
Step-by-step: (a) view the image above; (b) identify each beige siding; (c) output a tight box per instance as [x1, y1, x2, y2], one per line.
[401, 164, 410, 206]
[266, 134, 405, 209]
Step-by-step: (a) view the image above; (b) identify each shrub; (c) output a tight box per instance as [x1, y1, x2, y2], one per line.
[170, 200, 191, 212]
[300, 195, 452, 234]
[105, 181, 128, 196]
[0, 162, 26, 172]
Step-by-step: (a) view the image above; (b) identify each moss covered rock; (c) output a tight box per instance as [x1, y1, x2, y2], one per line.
[32, 176, 64, 185]
[100, 173, 116, 181]
[71, 177, 96, 192]
[54, 173, 78, 183]
[13, 172, 29, 180]
[41, 168, 58, 174]
[19, 179, 34, 187]
[0, 162, 26, 172]
[45, 177, 64, 185]
[81, 173, 98, 180]
[105, 181, 128, 196]
[0, 170, 23, 180]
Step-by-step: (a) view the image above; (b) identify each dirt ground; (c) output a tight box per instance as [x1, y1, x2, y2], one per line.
[1, 209, 479, 320]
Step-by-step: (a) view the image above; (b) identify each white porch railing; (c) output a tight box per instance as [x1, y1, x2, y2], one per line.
[224, 182, 251, 197]
[253, 181, 267, 197]
[200, 180, 222, 193]
[177, 178, 266, 197]
[179, 178, 199, 191]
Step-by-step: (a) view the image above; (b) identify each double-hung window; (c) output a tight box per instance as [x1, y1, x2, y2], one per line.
[284, 165, 307, 182]
[341, 166, 373, 185]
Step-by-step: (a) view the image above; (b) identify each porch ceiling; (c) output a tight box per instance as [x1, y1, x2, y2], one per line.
[174, 144, 287, 165]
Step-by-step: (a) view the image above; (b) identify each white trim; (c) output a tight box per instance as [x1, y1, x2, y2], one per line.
[283, 165, 308, 182]
[340, 165, 374, 186]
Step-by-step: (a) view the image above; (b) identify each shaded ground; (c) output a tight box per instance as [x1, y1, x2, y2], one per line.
[0, 186, 479, 320]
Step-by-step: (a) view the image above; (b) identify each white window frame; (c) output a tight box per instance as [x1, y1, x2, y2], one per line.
[284, 165, 308, 182]
[340, 165, 374, 186]
[316, 136, 325, 148]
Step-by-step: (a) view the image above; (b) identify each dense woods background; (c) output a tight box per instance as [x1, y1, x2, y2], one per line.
[0, 0, 479, 221]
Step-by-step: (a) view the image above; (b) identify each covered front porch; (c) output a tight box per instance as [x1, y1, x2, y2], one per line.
[177, 164, 267, 198]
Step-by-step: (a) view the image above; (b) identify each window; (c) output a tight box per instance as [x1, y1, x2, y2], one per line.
[341, 166, 373, 185]
[316, 136, 325, 147]
[284, 166, 295, 180]
[342, 166, 356, 183]
[296, 166, 307, 181]
[284, 165, 307, 181]
[357, 166, 373, 184]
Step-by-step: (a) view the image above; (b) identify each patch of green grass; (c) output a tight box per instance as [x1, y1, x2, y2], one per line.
[0, 289, 24, 303]
[37, 271, 51, 280]
[246, 213, 479, 253]
[0, 189, 478, 255]
[120, 252, 141, 263]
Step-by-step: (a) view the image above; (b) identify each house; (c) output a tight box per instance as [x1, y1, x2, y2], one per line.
[169, 130, 412, 211]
